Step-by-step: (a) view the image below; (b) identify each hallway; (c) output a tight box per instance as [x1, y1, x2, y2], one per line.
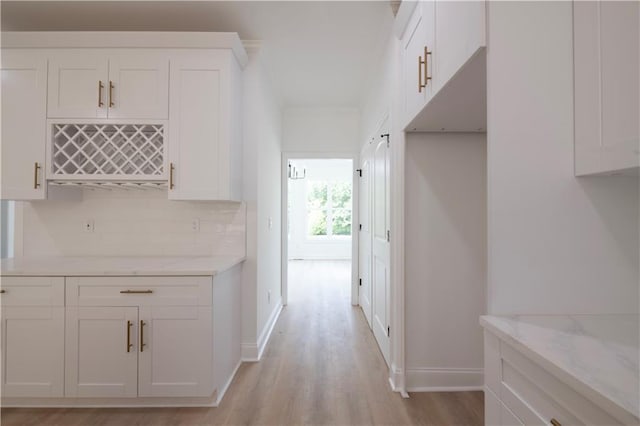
[1, 260, 483, 426]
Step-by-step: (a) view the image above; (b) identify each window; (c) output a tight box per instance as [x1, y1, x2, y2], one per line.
[306, 180, 352, 237]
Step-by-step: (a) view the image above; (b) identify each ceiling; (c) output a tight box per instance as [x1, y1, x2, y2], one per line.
[1, 1, 395, 107]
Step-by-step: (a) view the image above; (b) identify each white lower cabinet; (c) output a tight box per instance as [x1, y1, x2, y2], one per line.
[1, 277, 65, 398]
[138, 306, 212, 397]
[65, 306, 138, 398]
[1, 307, 65, 397]
[64, 277, 215, 399]
[484, 330, 627, 426]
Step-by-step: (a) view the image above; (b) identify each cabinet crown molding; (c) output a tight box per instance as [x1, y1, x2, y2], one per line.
[1, 31, 249, 68]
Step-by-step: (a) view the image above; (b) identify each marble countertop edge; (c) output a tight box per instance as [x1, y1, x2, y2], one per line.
[480, 314, 640, 424]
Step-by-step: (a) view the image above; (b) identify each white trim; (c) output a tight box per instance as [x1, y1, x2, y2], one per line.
[281, 152, 359, 307]
[1, 32, 249, 68]
[214, 359, 242, 406]
[405, 368, 484, 392]
[241, 302, 282, 362]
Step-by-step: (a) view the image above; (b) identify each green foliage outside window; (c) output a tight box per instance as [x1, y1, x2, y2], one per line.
[306, 180, 352, 237]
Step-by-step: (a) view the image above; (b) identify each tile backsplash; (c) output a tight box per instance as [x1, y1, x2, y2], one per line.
[20, 189, 246, 257]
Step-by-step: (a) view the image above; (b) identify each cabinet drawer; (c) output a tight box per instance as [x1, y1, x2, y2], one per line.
[501, 344, 621, 426]
[0, 277, 64, 306]
[66, 276, 212, 307]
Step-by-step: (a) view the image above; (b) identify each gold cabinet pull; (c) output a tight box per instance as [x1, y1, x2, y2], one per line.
[140, 320, 146, 352]
[419, 46, 432, 93]
[98, 81, 104, 107]
[109, 81, 114, 107]
[126, 320, 133, 352]
[33, 162, 41, 189]
[169, 163, 175, 189]
[120, 289, 153, 294]
[0, 289, 5, 294]
[550, 420, 561, 426]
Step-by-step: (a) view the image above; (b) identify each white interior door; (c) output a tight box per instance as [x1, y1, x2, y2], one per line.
[108, 52, 169, 119]
[1, 50, 47, 200]
[65, 306, 138, 397]
[138, 306, 212, 397]
[358, 151, 373, 328]
[47, 51, 108, 118]
[372, 133, 391, 366]
[1, 306, 65, 397]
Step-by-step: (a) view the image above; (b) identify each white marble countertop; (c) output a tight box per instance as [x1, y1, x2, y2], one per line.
[480, 314, 639, 423]
[0, 255, 245, 277]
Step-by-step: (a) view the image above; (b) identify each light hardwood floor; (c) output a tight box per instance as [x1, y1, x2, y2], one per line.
[1, 260, 483, 426]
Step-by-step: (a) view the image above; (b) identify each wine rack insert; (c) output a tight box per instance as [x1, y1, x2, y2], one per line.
[51, 123, 166, 180]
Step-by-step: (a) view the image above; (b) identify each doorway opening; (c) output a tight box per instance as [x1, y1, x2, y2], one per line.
[282, 156, 357, 308]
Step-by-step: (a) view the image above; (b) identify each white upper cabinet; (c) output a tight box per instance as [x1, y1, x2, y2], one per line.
[48, 50, 168, 120]
[107, 53, 169, 119]
[574, 0, 640, 176]
[48, 51, 109, 119]
[434, 0, 486, 92]
[168, 51, 243, 201]
[1, 50, 48, 200]
[402, 1, 435, 123]
[400, 1, 486, 131]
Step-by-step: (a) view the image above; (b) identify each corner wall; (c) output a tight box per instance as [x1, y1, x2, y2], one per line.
[241, 46, 284, 360]
[487, 1, 639, 315]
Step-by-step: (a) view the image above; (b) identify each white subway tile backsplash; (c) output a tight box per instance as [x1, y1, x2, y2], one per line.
[21, 189, 246, 257]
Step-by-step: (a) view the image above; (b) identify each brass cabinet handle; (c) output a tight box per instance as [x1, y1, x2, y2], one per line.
[120, 289, 153, 294]
[126, 320, 133, 352]
[550, 420, 561, 426]
[140, 320, 146, 352]
[33, 162, 41, 189]
[419, 46, 432, 93]
[109, 81, 114, 107]
[169, 163, 175, 189]
[0, 289, 5, 294]
[98, 81, 104, 107]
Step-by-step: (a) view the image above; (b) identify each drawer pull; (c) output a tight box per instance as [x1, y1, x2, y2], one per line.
[0, 289, 5, 294]
[140, 320, 146, 352]
[126, 320, 133, 353]
[120, 290, 153, 294]
[550, 419, 561, 426]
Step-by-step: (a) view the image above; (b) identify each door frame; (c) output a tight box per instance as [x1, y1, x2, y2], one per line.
[281, 152, 359, 307]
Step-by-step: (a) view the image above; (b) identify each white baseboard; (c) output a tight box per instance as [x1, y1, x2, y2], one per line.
[405, 368, 484, 392]
[389, 362, 407, 394]
[241, 303, 283, 362]
[215, 359, 242, 405]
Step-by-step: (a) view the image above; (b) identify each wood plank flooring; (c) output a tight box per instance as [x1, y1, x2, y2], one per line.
[1, 260, 483, 425]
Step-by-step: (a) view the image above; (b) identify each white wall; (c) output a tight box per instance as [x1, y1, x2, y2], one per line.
[283, 107, 359, 154]
[487, 1, 639, 315]
[241, 46, 283, 360]
[288, 159, 353, 260]
[17, 191, 246, 257]
[405, 132, 486, 390]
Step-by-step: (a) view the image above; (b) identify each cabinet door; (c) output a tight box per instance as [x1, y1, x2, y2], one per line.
[138, 306, 212, 397]
[574, 1, 640, 175]
[168, 53, 229, 200]
[108, 52, 169, 119]
[599, 1, 639, 172]
[434, 1, 486, 91]
[1, 50, 47, 200]
[65, 306, 138, 397]
[1, 306, 64, 397]
[48, 51, 108, 118]
[402, 2, 435, 127]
